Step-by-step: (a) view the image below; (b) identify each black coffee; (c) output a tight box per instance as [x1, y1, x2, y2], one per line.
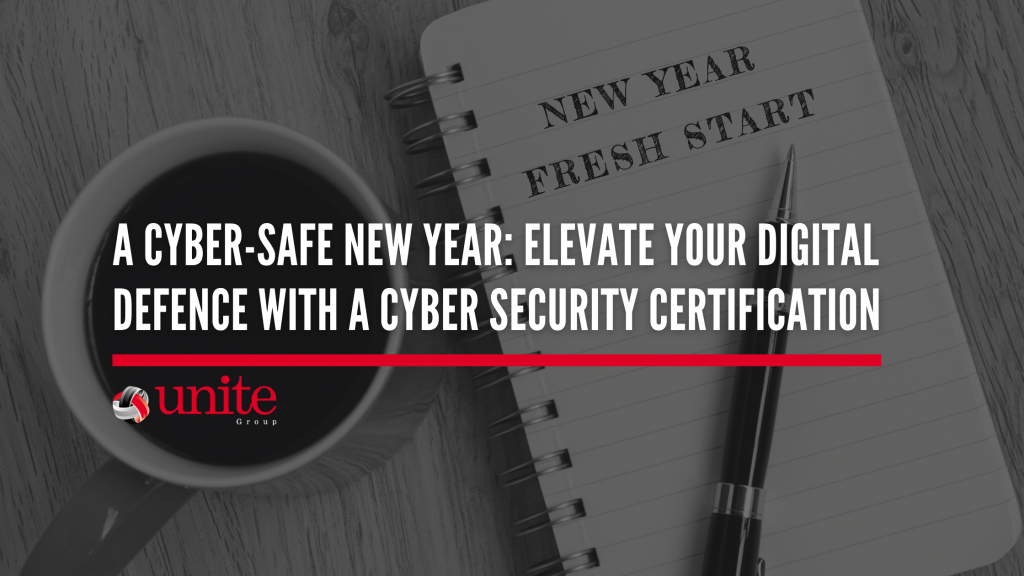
[87, 153, 390, 466]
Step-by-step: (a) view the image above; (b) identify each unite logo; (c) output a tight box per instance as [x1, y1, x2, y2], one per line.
[112, 376, 277, 425]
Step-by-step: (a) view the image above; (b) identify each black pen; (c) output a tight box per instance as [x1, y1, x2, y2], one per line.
[700, 145, 797, 576]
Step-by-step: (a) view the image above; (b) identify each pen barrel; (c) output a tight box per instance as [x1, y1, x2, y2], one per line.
[719, 360, 786, 487]
[701, 223, 794, 576]
[719, 231, 793, 488]
[700, 512, 763, 576]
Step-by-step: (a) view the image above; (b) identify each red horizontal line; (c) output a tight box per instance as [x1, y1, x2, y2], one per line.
[112, 354, 880, 368]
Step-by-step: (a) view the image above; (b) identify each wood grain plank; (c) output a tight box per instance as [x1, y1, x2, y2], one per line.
[862, 1, 1024, 574]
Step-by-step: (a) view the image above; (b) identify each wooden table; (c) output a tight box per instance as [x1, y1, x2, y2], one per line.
[1, 1, 1023, 574]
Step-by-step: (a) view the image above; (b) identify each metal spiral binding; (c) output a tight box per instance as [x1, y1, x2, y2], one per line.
[449, 206, 511, 342]
[454, 206, 504, 240]
[446, 254, 517, 290]
[459, 310, 525, 343]
[383, 64, 463, 109]
[474, 364, 544, 392]
[388, 67, 594, 576]
[474, 350, 543, 391]
[414, 158, 491, 199]
[514, 499, 586, 537]
[385, 66, 489, 194]
[460, 320, 498, 343]
[403, 111, 478, 155]
[527, 549, 599, 576]
[498, 449, 571, 488]
[488, 400, 558, 439]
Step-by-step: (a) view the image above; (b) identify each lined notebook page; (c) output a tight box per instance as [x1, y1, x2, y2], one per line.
[420, 1, 1020, 575]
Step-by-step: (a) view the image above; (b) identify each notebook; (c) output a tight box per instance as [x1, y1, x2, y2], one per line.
[386, 1, 1021, 575]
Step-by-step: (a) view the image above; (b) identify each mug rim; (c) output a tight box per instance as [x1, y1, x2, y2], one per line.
[42, 117, 406, 489]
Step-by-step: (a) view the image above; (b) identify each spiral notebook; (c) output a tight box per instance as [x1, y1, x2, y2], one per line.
[386, 1, 1021, 575]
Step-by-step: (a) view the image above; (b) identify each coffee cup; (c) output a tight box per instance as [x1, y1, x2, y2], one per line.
[23, 117, 445, 575]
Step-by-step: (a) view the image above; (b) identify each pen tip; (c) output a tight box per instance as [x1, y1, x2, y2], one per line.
[787, 144, 796, 162]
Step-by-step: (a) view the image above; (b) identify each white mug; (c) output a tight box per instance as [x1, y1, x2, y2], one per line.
[24, 118, 445, 576]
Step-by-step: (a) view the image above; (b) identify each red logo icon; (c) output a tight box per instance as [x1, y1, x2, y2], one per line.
[112, 386, 150, 424]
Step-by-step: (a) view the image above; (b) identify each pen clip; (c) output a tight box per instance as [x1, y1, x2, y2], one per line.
[757, 558, 766, 576]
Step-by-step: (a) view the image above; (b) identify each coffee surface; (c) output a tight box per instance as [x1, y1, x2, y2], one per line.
[87, 153, 389, 466]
